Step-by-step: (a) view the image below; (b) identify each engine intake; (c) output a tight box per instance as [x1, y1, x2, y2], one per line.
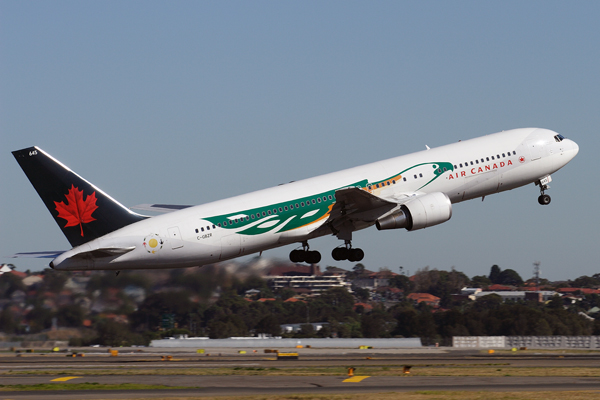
[376, 192, 452, 231]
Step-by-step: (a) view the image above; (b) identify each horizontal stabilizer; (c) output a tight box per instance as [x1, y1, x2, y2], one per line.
[130, 204, 193, 213]
[10, 251, 65, 259]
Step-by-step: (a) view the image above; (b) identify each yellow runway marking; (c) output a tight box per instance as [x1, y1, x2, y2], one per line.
[50, 376, 81, 382]
[343, 376, 370, 382]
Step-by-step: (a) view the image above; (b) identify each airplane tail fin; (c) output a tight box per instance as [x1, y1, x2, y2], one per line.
[12, 146, 147, 247]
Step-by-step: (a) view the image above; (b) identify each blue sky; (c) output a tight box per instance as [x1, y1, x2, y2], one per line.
[1, 1, 599, 281]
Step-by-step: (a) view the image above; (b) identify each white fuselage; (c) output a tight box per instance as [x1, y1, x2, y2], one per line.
[51, 128, 579, 270]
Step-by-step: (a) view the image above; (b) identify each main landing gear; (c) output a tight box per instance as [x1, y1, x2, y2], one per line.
[332, 240, 364, 262]
[289, 242, 322, 264]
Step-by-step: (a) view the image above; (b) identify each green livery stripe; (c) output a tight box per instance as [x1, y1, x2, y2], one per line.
[205, 162, 452, 235]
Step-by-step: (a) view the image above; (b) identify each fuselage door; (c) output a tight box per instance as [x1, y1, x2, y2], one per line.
[167, 226, 184, 250]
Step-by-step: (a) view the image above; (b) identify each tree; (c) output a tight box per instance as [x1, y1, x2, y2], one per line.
[389, 275, 413, 293]
[353, 287, 370, 302]
[497, 269, 523, 286]
[471, 275, 491, 287]
[0, 308, 17, 334]
[95, 320, 143, 346]
[255, 315, 281, 336]
[56, 304, 85, 327]
[489, 265, 501, 284]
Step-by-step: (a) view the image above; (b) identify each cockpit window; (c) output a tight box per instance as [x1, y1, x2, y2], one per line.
[554, 134, 566, 142]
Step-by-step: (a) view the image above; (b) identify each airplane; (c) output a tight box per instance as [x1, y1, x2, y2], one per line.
[11, 127, 578, 271]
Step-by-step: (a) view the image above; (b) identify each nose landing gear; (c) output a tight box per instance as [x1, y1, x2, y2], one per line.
[289, 241, 321, 264]
[536, 175, 552, 205]
[332, 240, 364, 262]
[538, 193, 551, 205]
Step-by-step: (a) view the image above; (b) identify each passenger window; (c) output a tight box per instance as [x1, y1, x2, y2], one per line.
[414, 175, 417, 179]
[476, 160, 479, 164]
[301, 202, 305, 207]
[328, 195, 333, 200]
[284, 206, 288, 211]
[312, 199, 316, 204]
[317, 198, 321, 203]
[454, 165, 457, 169]
[279, 207, 283, 212]
[295, 203, 299, 208]
[368, 185, 372, 190]
[212, 225, 216, 229]
[195, 228, 199, 233]
[262, 212, 266, 217]
[491, 156, 495, 160]
[513, 151, 516, 155]
[443, 167, 447, 171]
[392, 180, 396, 184]
[486, 157, 489, 161]
[419, 173, 423, 178]
[470, 161, 473, 166]
[207, 226, 210, 230]
[268, 210, 272, 215]
[251, 215, 255, 219]
[403, 177, 407, 181]
[502, 153, 505, 157]
[217, 223, 221, 227]
[460, 163, 463, 168]
[234, 219, 238, 223]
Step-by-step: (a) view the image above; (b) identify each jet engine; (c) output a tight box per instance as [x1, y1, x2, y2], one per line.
[376, 192, 452, 231]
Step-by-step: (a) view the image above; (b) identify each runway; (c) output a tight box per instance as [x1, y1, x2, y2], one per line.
[1, 348, 600, 399]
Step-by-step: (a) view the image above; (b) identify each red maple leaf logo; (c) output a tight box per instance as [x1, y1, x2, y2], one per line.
[54, 185, 98, 237]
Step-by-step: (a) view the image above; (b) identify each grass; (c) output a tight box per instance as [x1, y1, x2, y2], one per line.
[4, 366, 600, 377]
[85, 391, 600, 400]
[0, 382, 196, 391]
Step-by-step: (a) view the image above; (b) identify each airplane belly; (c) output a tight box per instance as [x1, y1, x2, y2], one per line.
[461, 170, 499, 200]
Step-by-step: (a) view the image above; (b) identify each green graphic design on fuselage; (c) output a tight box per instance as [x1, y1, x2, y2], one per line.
[205, 162, 452, 235]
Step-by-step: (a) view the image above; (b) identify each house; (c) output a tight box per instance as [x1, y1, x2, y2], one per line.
[407, 293, 440, 307]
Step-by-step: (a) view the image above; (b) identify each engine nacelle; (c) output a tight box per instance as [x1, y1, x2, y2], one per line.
[376, 192, 452, 231]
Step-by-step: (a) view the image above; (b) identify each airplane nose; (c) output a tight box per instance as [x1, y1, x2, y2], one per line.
[572, 140, 579, 156]
[565, 139, 579, 161]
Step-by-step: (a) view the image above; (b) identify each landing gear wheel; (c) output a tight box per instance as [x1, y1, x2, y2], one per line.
[538, 194, 551, 205]
[332, 247, 347, 261]
[348, 248, 364, 262]
[305, 251, 321, 264]
[289, 249, 304, 263]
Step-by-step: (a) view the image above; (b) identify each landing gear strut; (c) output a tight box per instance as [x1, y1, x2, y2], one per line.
[332, 240, 364, 262]
[290, 241, 321, 264]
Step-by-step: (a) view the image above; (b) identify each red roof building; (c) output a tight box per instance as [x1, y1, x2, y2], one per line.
[557, 288, 600, 295]
[407, 293, 441, 307]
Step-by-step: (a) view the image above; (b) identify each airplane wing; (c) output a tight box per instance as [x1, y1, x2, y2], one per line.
[314, 187, 401, 239]
[130, 204, 193, 213]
